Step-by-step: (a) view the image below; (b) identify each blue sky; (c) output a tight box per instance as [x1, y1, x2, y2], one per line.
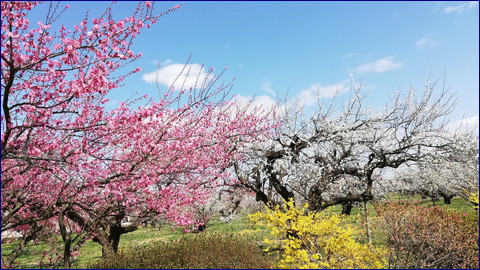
[35, 1, 479, 127]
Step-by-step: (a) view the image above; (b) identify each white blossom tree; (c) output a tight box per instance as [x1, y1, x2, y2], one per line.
[233, 79, 475, 213]
[390, 129, 478, 204]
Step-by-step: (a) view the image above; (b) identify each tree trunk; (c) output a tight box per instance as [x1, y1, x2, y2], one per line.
[58, 211, 72, 268]
[96, 222, 138, 257]
[63, 240, 72, 269]
[438, 191, 454, 204]
[442, 195, 453, 204]
[341, 202, 353, 215]
[65, 210, 118, 257]
[363, 201, 371, 244]
[93, 234, 116, 258]
[108, 224, 123, 254]
[191, 224, 207, 233]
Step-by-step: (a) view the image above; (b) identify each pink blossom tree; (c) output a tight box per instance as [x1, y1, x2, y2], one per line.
[1, 2, 274, 268]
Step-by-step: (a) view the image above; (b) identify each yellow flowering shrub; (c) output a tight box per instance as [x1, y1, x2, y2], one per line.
[467, 190, 479, 209]
[250, 199, 387, 269]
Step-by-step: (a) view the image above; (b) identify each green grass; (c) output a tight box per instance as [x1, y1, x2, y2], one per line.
[2, 239, 52, 269]
[2, 194, 476, 269]
[1, 218, 256, 269]
[205, 216, 252, 232]
[324, 194, 474, 216]
[381, 193, 475, 212]
[319, 194, 477, 247]
[73, 226, 185, 268]
[2, 233, 105, 269]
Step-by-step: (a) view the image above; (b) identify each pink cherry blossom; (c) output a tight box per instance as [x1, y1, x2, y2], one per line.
[1, 1, 276, 267]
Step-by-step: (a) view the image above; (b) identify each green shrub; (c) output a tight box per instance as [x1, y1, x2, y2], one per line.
[90, 233, 273, 269]
[374, 200, 478, 269]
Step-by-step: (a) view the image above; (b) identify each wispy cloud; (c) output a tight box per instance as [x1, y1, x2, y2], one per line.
[152, 59, 172, 66]
[235, 79, 353, 113]
[142, 63, 214, 90]
[355, 57, 405, 74]
[469, 1, 479, 8]
[443, 1, 478, 14]
[342, 52, 371, 62]
[446, 115, 479, 134]
[233, 94, 277, 109]
[260, 82, 275, 95]
[295, 79, 350, 107]
[416, 36, 439, 48]
[230, 94, 278, 118]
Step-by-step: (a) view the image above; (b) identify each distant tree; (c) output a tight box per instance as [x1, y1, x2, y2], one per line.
[390, 130, 478, 204]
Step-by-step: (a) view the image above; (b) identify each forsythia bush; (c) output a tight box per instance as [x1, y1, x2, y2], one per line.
[467, 190, 479, 209]
[250, 199, 387, 269]
[374, 200, 478, 269]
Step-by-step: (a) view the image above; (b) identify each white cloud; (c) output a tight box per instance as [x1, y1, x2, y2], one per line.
[232, 79, 353, 116]
[446, 115, 479, 133]
[355, 57, 405, 74]
[229, 94, 278, 120]
[295, 79, 350, 107]
[443, 1, 478, 14]
[416, 37, 439, 48]
[232, 94, 277, 111]
[142, 63, 214, 90]
[261, 82, 275, 95]
[296, 89, 317, 107]
[443, 5, 465, 14]
[469, 1, 479, 8]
